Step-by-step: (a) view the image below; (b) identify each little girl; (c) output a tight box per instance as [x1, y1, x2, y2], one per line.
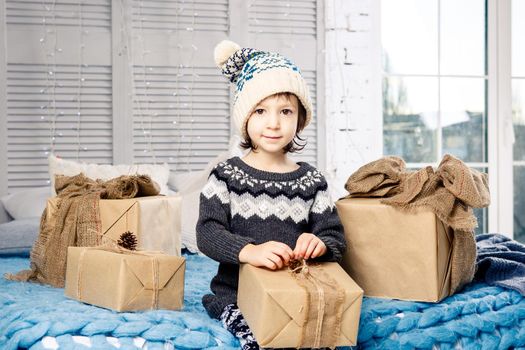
[196, 40, 347, 350]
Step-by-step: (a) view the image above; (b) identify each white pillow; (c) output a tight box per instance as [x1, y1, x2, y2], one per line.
[169, 171, 205, 253]
[48, 155, 170, 195]
[1, 187, 51, 220]
[170, 135, 245, 253]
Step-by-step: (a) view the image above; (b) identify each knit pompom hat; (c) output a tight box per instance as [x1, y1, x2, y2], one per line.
[214, 39, 313, 139]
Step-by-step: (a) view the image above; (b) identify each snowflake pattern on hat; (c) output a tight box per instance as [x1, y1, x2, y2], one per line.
[235, 53, 301, 94]
[221, 48, 262, 83]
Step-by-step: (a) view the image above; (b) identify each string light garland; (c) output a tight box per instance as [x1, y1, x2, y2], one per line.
[137, 1, 155, 161]
[285, 2, 295, 49]
[40, 0, 59, 157]
[39, 3, 50, 160]
[35, 1, 277, 174]
[75, 0, 85, 159]
[185, 0, 197, 171]
[170, 3, 182, 165]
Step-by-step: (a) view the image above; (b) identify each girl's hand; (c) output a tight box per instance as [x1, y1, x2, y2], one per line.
[239, 241, 294, 270]
[293, 233, 327, 260]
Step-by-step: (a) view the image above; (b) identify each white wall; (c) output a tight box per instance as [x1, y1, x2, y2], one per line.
[324, 0, 382, 199]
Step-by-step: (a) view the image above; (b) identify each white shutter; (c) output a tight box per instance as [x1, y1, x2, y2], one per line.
[249, 0, 317, 36]
[129, 0, 231, 172]
[131, 66, 230, 171]
[0, 0, 323, 194]
[4, 0, 112, 191]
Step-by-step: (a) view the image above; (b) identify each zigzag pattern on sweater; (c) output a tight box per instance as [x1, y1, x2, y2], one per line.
[202, 173, 230, 205]
[218, 161, 324, 192]
[202, 174, 333, 223]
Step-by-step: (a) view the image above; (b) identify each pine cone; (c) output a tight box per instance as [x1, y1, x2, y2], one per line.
[118, 231, 138, 251]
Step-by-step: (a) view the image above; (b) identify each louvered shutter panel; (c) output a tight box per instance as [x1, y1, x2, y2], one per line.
[129, 0, 231, 172]
[0, 0, 323, 194]
[130, 0, 322, 173]
[4, 0, 112, 191]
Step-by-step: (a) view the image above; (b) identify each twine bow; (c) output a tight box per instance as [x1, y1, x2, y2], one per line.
[288, 259, 344, 349]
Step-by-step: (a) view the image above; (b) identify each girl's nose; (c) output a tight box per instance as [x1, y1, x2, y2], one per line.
[267, 112, 280, 128]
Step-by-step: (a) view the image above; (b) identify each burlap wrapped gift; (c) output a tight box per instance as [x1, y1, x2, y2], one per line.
[337, 154, 490, 302]
[6, 174, 167, 288]
[336, 198, 453, 302]
[46, 195, 182, 256]
[238, 261, 363, 348]
[65, 246, 185, 312]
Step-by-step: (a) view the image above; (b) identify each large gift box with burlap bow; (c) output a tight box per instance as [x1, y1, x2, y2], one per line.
[65, 246, 185, 312]
[237, 261, 363, 348]
[336, 154, 490, 302]
[46, 194, 182, 255]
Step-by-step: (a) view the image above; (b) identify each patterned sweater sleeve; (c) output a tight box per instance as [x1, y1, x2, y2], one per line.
[196, 164, 256, 264]
[309, 175, 347, 263]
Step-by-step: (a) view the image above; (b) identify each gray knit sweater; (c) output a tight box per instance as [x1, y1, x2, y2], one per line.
[196, 156, 347, 319]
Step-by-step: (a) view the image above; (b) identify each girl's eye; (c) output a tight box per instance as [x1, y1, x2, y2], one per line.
[282, 109, 293, 115]
[254, 109, 264, 115]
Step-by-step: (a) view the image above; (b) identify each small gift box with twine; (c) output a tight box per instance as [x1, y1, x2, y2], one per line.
[237, 260, 363, 348]
[65, 243, 185, 312]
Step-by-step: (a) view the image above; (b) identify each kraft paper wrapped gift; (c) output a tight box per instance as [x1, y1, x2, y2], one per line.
[238, 262, 363, 348]
[65, 246, 185, 311]
[46, 195, 182, 256]
[335, 197, 453, 302]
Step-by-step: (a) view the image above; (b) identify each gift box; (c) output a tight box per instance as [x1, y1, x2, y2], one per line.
[336, 197, 453, 302]
[46, 195, 182, 256]
[237, 262, 363, 348]
[65, 246, 185, 311]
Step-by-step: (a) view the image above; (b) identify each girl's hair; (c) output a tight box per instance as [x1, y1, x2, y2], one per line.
[240, 92, 307, 153]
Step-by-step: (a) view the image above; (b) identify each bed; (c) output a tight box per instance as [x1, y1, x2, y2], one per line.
[1, 197, 525, 349]
[1, 250, 525, 350]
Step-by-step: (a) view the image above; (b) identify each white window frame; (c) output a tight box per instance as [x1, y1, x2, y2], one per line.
[488, 0, 513, 237]
[378, 0, 514, 236]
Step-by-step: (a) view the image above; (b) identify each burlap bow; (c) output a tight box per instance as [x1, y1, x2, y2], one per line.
[288, 259, 345, 349]
[344, 154, 490, 294]
[5, 173, 161, 288]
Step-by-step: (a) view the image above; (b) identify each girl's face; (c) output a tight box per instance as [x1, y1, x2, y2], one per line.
[246, 94, 300, 155]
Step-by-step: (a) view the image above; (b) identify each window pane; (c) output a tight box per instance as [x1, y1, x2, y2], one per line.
[441, 78, 487, 162]
[513, 79, 525, 161]
[441, 0, 486, 76]
[382, 0, 438, 75]
[473, 207, 488, 235]
[512, 0, 525, 77]
[514, 166, 525, 243]
[383, 77, 438, 162]
[471, 167, 488, 235]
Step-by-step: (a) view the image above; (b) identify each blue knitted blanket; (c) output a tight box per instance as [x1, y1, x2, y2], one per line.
[1, 253, 525, 349]
[475, 233, 525, 295]
[0, 253, 240, 350]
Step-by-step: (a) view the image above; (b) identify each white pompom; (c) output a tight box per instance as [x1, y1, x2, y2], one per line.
[214, 39, 241, 67]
